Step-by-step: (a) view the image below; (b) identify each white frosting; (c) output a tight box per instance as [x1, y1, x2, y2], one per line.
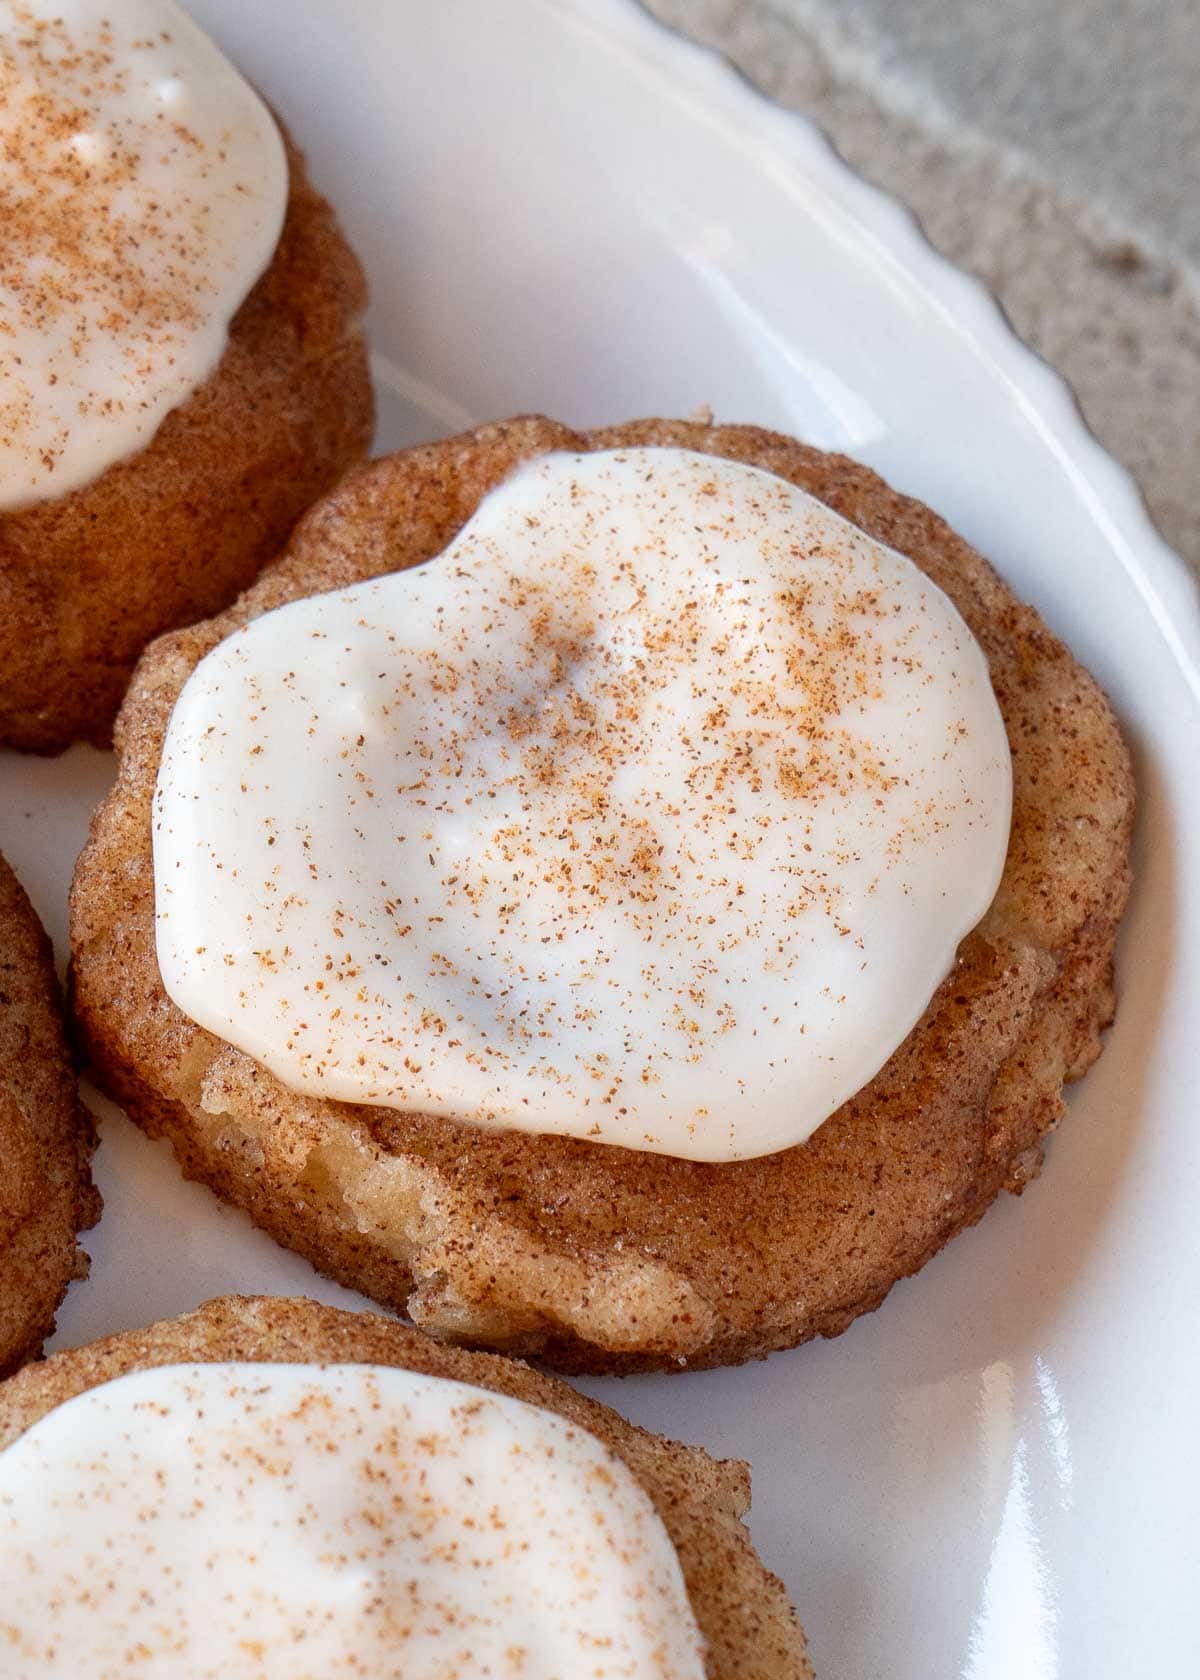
[154, 447, 1012, 1161]
[0, 0, 287, 509]
[0, 1360, 706, 1678]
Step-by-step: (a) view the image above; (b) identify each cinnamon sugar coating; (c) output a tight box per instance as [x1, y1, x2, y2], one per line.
[0, 853, 99, 1376]
[0, 122, 372, 753]
[0, 1295, 812, 1680]
[69, 418, 1134, 1373]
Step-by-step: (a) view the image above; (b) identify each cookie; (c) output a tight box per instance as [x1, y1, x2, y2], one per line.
[70, 417, 1134, 1372]
[0, 3, 373, 754]
[0, 1294, 811, 1679]
[0, 853, 98, 1375]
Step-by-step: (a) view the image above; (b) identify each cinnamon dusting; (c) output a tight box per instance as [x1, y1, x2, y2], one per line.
[0, 0, 285, 505]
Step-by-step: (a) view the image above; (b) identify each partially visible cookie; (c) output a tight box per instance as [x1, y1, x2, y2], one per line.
[0, 854, 98, 1375]
[0, 117, 373, 754]
[0, 1294, 811, 1679]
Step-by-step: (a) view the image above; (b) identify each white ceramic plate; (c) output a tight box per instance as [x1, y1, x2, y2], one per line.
[3, 2, 1198, 1676]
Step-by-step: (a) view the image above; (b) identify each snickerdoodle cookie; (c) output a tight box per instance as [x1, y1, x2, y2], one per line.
[0, 853, 98, 1375]
[0, 2, 372, 753]
[70, 417, 1133, 1373]
[0, 1294, 811, 1678]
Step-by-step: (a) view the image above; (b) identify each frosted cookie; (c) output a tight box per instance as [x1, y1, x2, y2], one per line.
[0, 853, 98, 1374]
[70, 417, 1134, 1372]
[0, 0, 373, 753]
[0, 1294, 811, 1678]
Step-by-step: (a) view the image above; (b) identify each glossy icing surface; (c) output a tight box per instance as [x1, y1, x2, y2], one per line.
[0, 0, 286, 508]
[154, 447, 1011, 1159]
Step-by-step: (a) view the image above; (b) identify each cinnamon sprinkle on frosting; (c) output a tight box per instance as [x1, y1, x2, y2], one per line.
[153, 447, 1012, 1161]
[0, 0, 286, 507]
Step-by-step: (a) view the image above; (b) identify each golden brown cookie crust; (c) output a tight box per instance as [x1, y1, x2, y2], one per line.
[0, 1294, 811, 1679]
[70, 417, 1134, 1373]
[0, 124, 373, 754]
[0, 854, 99, 1376]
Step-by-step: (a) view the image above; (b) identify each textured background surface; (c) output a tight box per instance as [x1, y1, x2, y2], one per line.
[644, 0, 1200, 580]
